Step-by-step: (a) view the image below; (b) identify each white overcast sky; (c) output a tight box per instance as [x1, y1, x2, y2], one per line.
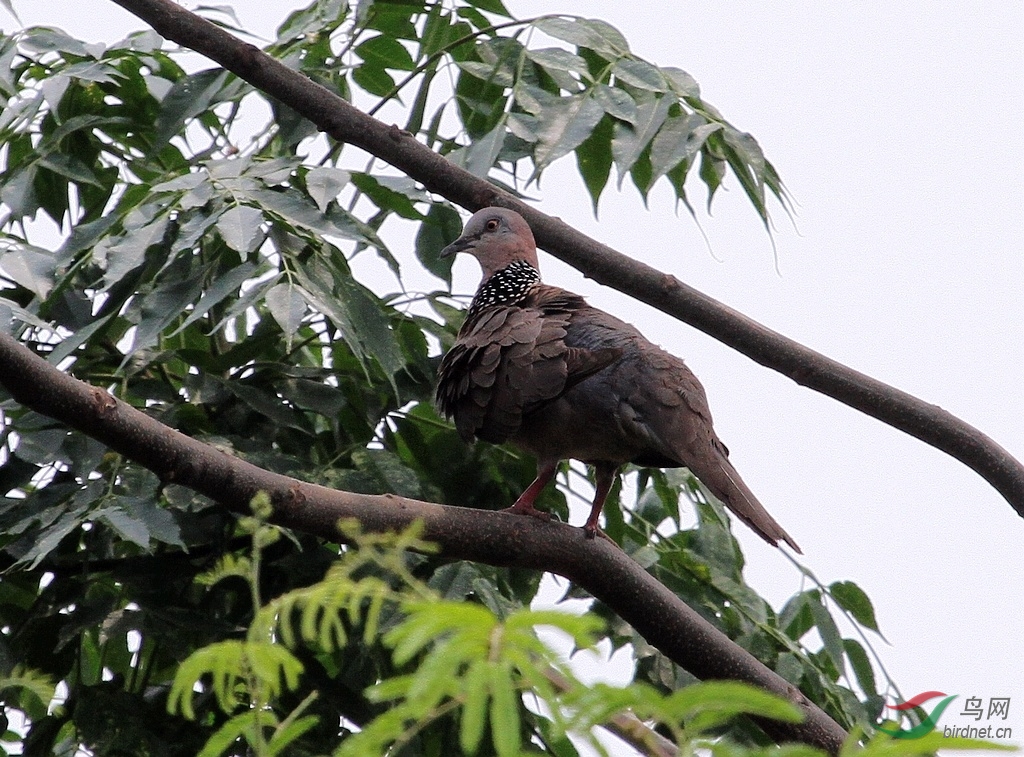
[6, 0, 1023, 750]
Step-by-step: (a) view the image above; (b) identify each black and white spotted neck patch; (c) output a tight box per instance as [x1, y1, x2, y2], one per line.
[467, 260, 540, 317]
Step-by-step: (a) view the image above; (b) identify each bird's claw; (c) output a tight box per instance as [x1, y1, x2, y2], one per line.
[583, 521, 617, 545]
[501, 502, 552, 521]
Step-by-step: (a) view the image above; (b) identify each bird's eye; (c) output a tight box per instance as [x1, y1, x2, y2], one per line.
[485, 219, 499, 231]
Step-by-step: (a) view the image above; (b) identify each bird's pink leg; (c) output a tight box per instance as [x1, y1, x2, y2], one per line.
[503, 460, 558, 521]
[583, 464, 618, 538]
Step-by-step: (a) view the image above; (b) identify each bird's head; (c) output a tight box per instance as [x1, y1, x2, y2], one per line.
[440, 208, 539, 280]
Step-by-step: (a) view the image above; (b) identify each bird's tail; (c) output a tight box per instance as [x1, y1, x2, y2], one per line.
[705, 456, 801, 553]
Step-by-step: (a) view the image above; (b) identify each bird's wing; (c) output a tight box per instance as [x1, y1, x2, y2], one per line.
[437, 294, 621, 444]
[621, 346, 800, 551]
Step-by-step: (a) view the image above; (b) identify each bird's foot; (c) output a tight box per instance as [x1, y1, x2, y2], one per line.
[501, 500, 552, 521]
[582, 522, 617, 545]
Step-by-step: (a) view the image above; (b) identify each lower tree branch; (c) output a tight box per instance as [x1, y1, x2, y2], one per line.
[105, 0, 1024, 519]
[0, 334, 846, 753]
[543, 668, 679, 757]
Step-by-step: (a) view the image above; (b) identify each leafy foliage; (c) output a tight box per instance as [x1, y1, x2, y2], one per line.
[0, 2, 948, 755]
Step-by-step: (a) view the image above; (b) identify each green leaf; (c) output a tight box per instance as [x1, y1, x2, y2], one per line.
[629, 142, 654, 201]
[533, 93, 605, 172]
[123, 494, 184, 548]
[534, 717, 581, 757]
[355, 35, 416, 71]
[0, 245, 57, 299]
[613, 58, 667, 91]
[216, 205, 265, 253]
[575, 114, 614, 214]
[663, 66, 700, 98]
[365, 5, 419, 41]
[350, 172, 424, 219]
[0, 167, 39, 219]
[352, 449, 421, 498]
[291, 258, 404, 384]
[533, 17, 629, 58]
[127, 269, 209, 356]
[45, 113, 125, 151]
[37, 152, 103, 187]
[276, 0, 350, 42]
[168, 261, 260, 337]
[593, 83, 637, 123]
[266, 714, 319, 755]
[0, 666, 55, 721]
[353, 63, 396, 97]
[506, 112, 538, 142]
[19, 511, 83, 570]
[414, 203, 460, 284]
[154, 68, 229, 147]
[152, 172, 207, 194]
[336, 274, 406, 380]
[216, 378, 310, 432]
[779, 591, 815, 640]
[611, 94, 670, 187]
[527, 47, 590, 86]
[20, 26, 92, 57]
[449, 123, 506, 178]
[456, 60, 515, 89]
[842, 637, 877, 696]
[722, 127, 770, 224]
[665, 680, 803, 733]
[421, 7, 458, 57]
[305, 166, 350, 213]
[459, 660, 489, 754]
[94, 506, 150, 548]
[809, 595, 846, 677]
[488, 662, 520, 757]
[102, 215, 169, 291]
[62, 59, 123, 85]
[247, 187, 367, 242]
[265, 282, 307, 346]
[829, 580, 881, 633]
[279, 377, 346, 417]
[196, 711, 262, 757]
[465, 0, 512, 16]
[649, 114, 719, 184]
[699, 148, 727, 210]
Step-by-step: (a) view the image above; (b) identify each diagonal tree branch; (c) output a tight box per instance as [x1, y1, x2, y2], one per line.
[0, 331, 847, 753]
[111, 0, 1024, 519]
[104, 0, 1024, 520]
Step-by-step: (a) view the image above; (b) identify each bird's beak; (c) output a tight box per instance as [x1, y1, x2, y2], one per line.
[439, 235, 475, 259]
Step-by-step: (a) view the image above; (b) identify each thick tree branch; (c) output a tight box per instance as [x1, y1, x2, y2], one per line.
[0, 332, 845, 752]
[105, 0, 1024, 519]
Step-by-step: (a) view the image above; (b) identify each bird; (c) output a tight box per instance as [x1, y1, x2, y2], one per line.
[435, 207, 800, 552]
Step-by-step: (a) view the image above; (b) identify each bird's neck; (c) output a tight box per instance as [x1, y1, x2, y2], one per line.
[467, 260, 541, 317]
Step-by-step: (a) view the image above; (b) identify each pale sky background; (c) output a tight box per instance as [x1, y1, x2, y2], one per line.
[5, 0, 1023, 753]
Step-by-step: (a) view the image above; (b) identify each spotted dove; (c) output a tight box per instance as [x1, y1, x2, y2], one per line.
[436, 208, 800, 552]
